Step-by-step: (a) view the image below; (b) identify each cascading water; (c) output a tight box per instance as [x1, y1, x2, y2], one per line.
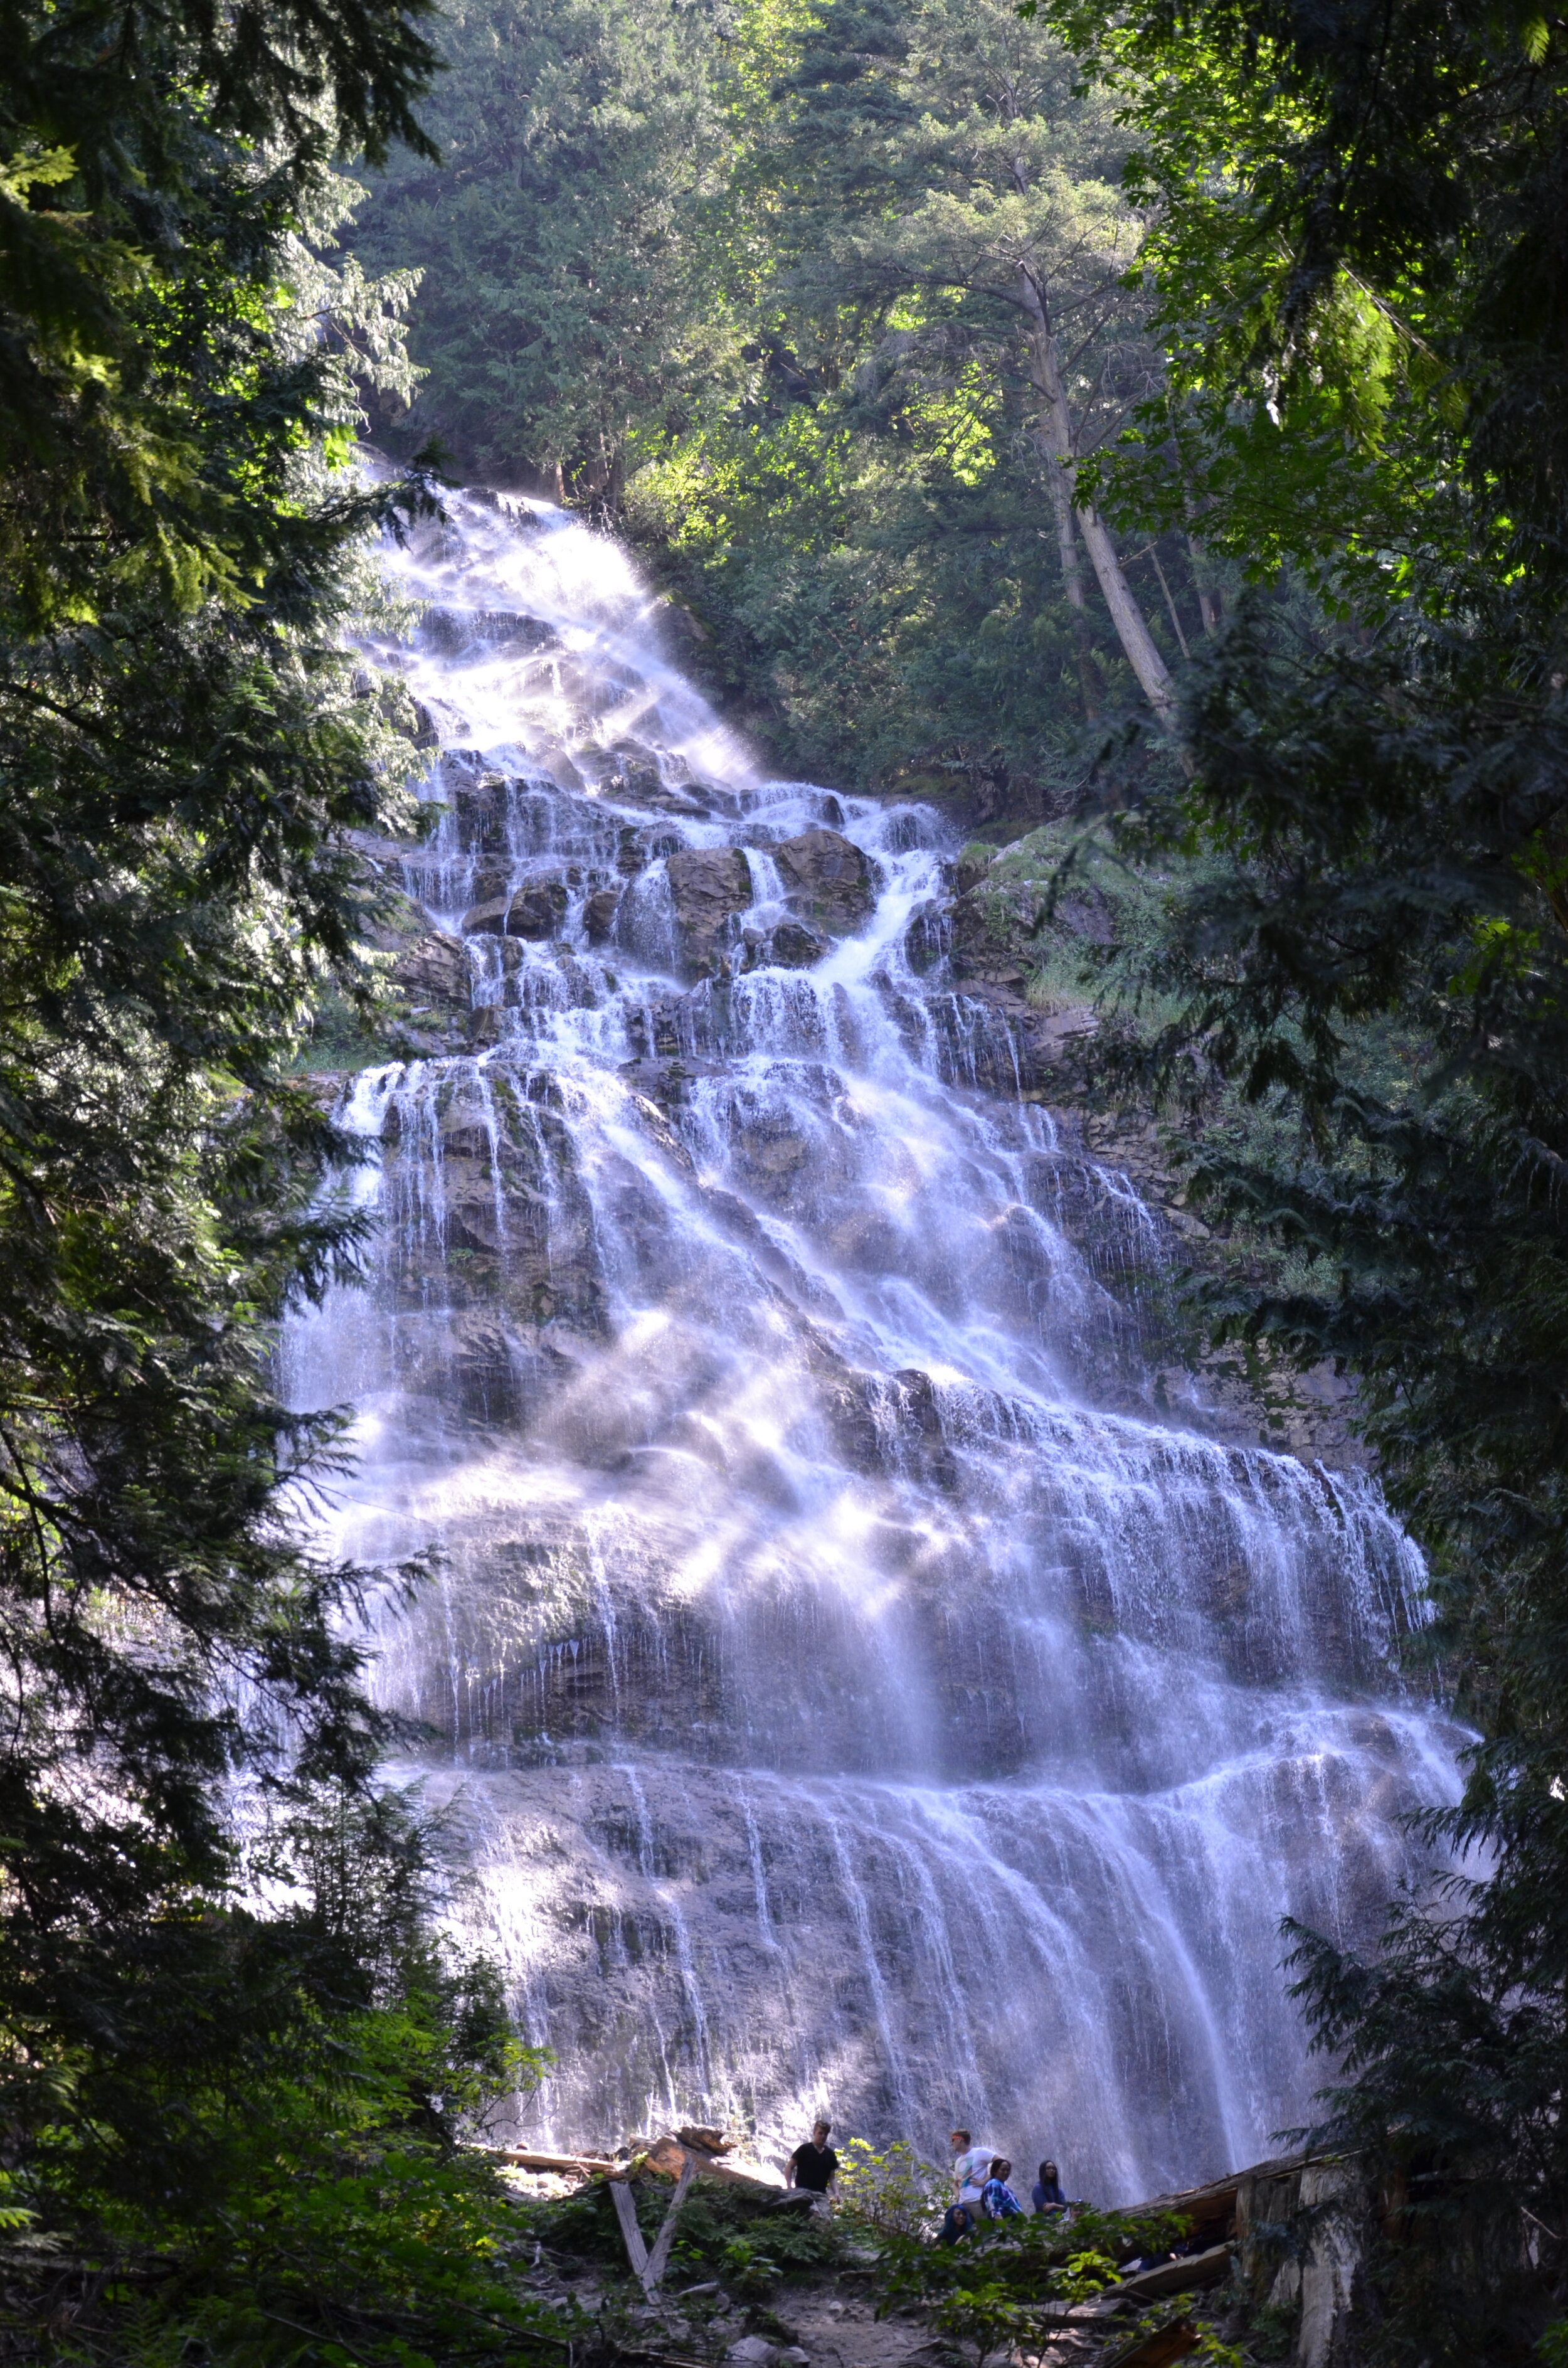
[282, 487, 1462, 2201]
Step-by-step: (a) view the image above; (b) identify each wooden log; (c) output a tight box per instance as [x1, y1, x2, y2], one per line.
[645, 2156, 698, 2290]
[642, 2134, 783, 2192]
[1133, 2152, 1311, 2239]
[490, 2148, 618, 2177]
[1103, 2243, 1232, 2306]
[609, 2179, 652, 2290]
[1107, 2320, 1201, 2368]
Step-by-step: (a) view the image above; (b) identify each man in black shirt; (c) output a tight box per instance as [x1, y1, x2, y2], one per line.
[787, 2119, 839, 2196]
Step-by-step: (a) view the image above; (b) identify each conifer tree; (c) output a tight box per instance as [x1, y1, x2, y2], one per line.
[1044, 5, 1568, 2350]
[772, 0, 1182, 719]
[0, 9, 566, 2355]
[352, 0, 744, 500]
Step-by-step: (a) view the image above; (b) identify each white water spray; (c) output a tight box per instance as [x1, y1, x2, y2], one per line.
[280, 489, 1462, 2200]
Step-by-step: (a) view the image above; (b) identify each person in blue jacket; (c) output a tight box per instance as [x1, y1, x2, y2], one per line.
[980, 2157, 1024, 2219]
[1032, 2159, 1067, 2217]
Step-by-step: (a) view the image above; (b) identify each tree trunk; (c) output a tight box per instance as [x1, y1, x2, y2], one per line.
[1187, 532, 1222, 636]
[1045, 455, 1104, 718]
[1017, 267, 1177, 728]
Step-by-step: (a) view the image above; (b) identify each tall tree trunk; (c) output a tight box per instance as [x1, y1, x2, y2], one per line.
[1045, 457, 1103, 718]
[1187, 531, 1222, 636]
[1017, 267, 1177, 728]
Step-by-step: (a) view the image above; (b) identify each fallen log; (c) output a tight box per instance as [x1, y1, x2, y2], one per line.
[608, 2180, 652, 2290]
[641, 2134, 783, 2192]
[490, 2148, 618, 2177]
[1106, 2320, 1201, 2368]
[644, 2157, 698, 2290]
[1129, 2151, 1311, 2246]
[1098, 2243, 1232, 2308]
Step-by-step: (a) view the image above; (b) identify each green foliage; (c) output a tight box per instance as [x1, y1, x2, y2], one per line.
[832, 2137, 950, 2239]
[620, 0, 1204, 791]
[352, 0, 1204, 797]
[1244, 2296, 1301, 2361]
[1030, 3, 1568, 2360]
[352, 0, 750, 498]
[3, 1784, 568, 2364]
[0, 0, 440, 629]
[863, 2198, 1189, 2315]
[0, 0, 575, 2360]
[510, 2165, 846, 2298]
[931, 2276, 1037, 2368]
[629, 398, 1095, 805]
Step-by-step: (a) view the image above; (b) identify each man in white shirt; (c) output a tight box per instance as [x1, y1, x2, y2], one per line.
[949, 2126, 997, 2212]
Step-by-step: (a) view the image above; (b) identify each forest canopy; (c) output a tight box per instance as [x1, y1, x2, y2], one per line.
[0, 0, 567, 2358]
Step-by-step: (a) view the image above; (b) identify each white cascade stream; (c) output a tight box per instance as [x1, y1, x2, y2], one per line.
[281, 487, 1462, 2201]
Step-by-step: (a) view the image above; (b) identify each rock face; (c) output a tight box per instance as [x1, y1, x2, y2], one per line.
[462, 878, 569, 938]
[773, 827, 873, 928]
[583, 885, 622, 943]
[765, 918, 825, 969]
[391, 929, 470, 1007]
[665, 845, 753, 971]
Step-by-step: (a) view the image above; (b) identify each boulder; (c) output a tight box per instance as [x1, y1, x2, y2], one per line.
[461, 878, 569, 938]
[955, 843, 1000, 895]
[603, 744, 711, 817]
[773, 828, 872, 927]
[583, 885, 622, 943]
[462, 863, 513, 908]
[768, 919, 825, 969]
[665, 845, 753, 969]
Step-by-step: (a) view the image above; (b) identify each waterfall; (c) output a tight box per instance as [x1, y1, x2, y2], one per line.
[281, 486, 1462, 2202]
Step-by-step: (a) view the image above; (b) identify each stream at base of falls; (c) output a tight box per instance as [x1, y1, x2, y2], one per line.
[280, 485, 1463, 2201]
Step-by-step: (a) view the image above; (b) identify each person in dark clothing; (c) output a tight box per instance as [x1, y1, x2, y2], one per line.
[1032, 2160, 1067, 2217]
[940, 2201, 978, 2244]
[788, 2120, 839, 2194]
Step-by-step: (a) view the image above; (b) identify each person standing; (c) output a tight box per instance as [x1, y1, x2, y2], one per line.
[1032, 2159, 1067, 2217]
[950, 2126, 997, 2215]
[788, 2120, 839, 2195]
[981, 2158, 1024, 2221]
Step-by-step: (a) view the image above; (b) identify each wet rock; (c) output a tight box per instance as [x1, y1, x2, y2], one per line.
[623, 1002, 684, 1059]
[462, 878, 569, 938]
[956, 844, 999, 896]
[948, 887, 1027, 984]
[417, 606, 556, 660]
[768, 919, 825, 969]
[893, 1367, 960, 1492]
[665, 846, 752, 971]
[392, 929, 470, 1007]
[903, 901, 947, 975]
[773, 827, 873, 928]
[463, 862, 514, 906]
[603, 744, 712, 817]
[461, 893, 516, 935]
[583, 885, 622, 943]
